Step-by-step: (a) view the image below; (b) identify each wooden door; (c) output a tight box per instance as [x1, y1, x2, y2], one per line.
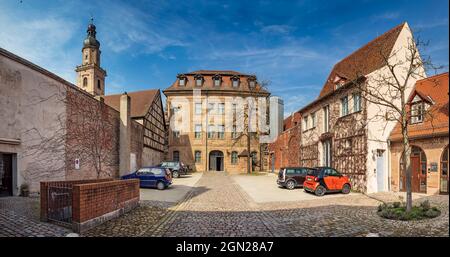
[0, 154, 13, 196]
[411, 156, 420, 193]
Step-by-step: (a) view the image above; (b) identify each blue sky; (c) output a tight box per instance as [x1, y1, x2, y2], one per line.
[0, 0, 448, 117]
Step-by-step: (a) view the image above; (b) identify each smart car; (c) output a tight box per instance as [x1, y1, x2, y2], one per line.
[303, 167, 351, 196]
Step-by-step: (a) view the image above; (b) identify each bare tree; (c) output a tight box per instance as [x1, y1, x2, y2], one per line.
[66, 89, 118, 178]
[351, 34, 442, 212]
[232, 78, 270, 174]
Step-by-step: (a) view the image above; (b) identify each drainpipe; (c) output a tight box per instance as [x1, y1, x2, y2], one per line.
[205, 91, 208, 172]
[387, 139, 391, 192]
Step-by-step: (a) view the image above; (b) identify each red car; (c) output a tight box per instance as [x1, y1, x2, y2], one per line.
[303, 167, 351, 196]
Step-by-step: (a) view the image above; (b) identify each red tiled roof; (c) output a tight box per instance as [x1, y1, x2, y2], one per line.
[389, 72, 449, 141]
[103, 89, 159, 118]
[318, 23, 406, 98]
[163, 70, 269, 96]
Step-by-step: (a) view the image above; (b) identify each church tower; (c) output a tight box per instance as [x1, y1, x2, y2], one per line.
[75, 18, 107, 96]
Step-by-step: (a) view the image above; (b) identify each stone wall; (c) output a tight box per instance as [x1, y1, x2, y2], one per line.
[390, 136, 449, 195]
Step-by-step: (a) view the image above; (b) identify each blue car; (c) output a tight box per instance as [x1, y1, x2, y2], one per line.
[121, 166, 172, 190]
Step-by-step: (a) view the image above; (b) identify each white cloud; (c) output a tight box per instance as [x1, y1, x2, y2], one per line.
[261, 25, 296, 35]
[0, 7, 79, 82]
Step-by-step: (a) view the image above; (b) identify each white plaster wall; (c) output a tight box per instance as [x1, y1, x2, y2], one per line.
[365, 23, 427, 193]
[0, 54, 68, 193]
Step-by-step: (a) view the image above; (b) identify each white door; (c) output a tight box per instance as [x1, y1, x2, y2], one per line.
[376, 150, 385, 192]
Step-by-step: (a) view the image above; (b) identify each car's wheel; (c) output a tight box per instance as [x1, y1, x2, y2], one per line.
[286, 180, 296, 190]
[342, 184, 351, 194]
[172, 171, 179, 178]
[314, 185, 326, 196]
[156, 181, 165, 190]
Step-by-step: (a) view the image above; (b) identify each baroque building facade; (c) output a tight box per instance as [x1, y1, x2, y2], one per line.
[164, 70, 270, 173]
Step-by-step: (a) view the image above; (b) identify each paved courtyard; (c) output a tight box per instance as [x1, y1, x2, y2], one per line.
[86, 172, 449, 237]
[1, 172, 448, 237]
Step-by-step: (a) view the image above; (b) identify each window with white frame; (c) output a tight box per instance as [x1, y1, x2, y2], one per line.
[208, 125, 215, 138]
[323, 105, 329, 133]
[195, 75, 203, 86]
[341, 96, 349, 116]
[231, 77, 240, 87]
[179, 77, 186, 86]
[195, 124, 202, 139]
[195, 103, 202, 115]
[311, 112, 316, 128]
[217, 125, 225, 139]
[195, 151, 201, 163]
[411, 102, 424, 124]
[218, 103, 225, 114]
[303, 116, 309, 131]
[213, 75, 221, 87]
[353, 92, 361, 112]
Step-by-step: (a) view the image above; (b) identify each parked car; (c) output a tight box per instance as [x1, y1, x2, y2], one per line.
[277, 167, 314, 190]
[303, 167, 351, 196]
[158, 161, 188, 178]
[121, 166, 172, 190]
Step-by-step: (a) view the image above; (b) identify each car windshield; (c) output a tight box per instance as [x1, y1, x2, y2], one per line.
[307, 168, 320, 176]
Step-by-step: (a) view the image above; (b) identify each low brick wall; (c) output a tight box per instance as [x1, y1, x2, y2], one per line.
[40, 179, 113, 222]
[72, 179, 140, 233]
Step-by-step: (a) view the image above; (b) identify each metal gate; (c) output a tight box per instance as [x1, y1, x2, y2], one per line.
[47, 184, 72, 227]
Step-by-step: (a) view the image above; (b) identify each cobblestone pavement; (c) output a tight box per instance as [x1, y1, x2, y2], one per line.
[0, 197, 70, 237]
[144, 172, 448, 237]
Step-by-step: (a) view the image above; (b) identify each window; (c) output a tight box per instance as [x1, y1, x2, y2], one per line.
[83, 77, 88, 88]
[178, 76, 186, 86]
[150, 168, 163, 175]
[173, 151, 180, 162]
[218, 103, 225, 114]
[353, 93, 361, 112]
[323, 140, 331, 167]
[213, 75, 221, 87]
[231, 151, 238, 164]
[231, 77, 240, 87]
[218, 125, 225, 139]
[208, 103, 215, 114]
[195, 103, 202, 115]
[249, 80, 256, 88]
[341, 96, 349, 116]
[232, 125, 238, 139]
[173, 130, 180, 139]
[323, 105, 329, 133]
[195, 124, 202, 139]
[136, 167, 151, 174]
[303, 116, 309, 131]
[208, 125, 215, 139]
[251, 151, 258, 165]
[97, 79, 101, 90]
[311, 112, 316, 128]
[411, 102, 424, 124]
[195, 75, 203, 86]
[195, 151, 201, 163]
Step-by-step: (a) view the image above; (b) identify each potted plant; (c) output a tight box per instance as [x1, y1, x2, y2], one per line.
[20, 183, 29, 197]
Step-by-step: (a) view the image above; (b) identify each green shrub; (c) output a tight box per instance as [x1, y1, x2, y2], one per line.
[377, 201, 441, 221]
[393, 202, 401, 208]
[420, 200, 431, 211]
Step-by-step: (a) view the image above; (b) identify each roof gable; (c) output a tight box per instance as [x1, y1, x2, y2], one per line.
[318, 23, 406, 98]
[103, 89, 159, 118]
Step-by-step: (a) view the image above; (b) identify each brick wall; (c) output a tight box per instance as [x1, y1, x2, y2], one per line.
[268, 124, 301, 171]
[40, 178, 113, 222]
[72, 179, 139, 232]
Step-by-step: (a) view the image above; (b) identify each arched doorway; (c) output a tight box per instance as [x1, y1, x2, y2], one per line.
[209, 151, 224, 171]
[440, 145, 449, 194]
[400, 146, 427, 193]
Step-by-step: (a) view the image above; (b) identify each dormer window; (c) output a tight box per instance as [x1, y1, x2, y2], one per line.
[411, 101, 424, 124]
[231, 76, 240, 88]
[194, 75, 204, 87]
[177, 74, 187, 86]
[213, 74, 222, 87]
[248, 76, 257, 88]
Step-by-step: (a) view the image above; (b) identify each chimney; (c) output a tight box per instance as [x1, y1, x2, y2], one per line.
[119, 92, 131, 176]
